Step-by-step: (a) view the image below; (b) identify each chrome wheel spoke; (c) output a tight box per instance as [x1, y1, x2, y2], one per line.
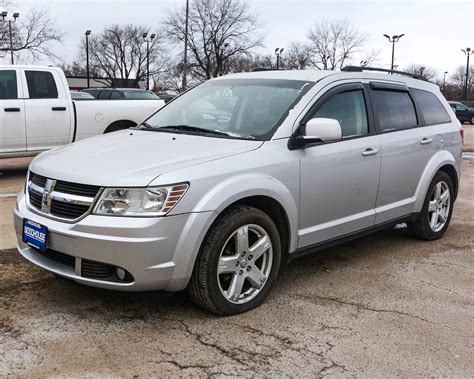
[430, 211, 438, 229]
[438, 209, 447, 223]
[248, 235, 271, 261]
[428, 200, 437, 212]
[235, 225, 249, 255]
[218, 255, 240, 275]
[433, 182, 442, 200]
[225, 273, 245, 301]
[439, 190, 449, 205]
[246, 267, 266, 289]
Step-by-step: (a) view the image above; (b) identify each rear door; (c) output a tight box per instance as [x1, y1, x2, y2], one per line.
[0, 68, 26, 153]
[297, 83, 382, 247]
[370, 82, 437, 223]
[22, 69, 73, 151]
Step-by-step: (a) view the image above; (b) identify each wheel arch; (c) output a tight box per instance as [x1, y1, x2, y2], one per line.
[414, 150, 460, 212]
[104, 119, 137, 133]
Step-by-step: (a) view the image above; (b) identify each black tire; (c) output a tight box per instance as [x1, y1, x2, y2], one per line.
[188, 205, 281, 315]
[409, 171, 454, 240]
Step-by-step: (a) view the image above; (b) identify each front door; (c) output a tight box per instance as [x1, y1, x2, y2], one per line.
[0, 68, 26, 154]
[297, 83, 381, 248]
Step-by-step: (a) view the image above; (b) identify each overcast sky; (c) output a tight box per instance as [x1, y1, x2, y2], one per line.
[2, 0, 473, 79]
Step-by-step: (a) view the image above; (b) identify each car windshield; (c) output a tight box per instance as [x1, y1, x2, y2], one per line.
[123, 90, 159, 99]
[138, 79, 314, 140]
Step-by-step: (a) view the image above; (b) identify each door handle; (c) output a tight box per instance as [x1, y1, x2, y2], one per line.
[420, 137, 433, 145]
[362, 147, 380, 157]
[52, 107, 66, 111]
[4, 107, 20, 112]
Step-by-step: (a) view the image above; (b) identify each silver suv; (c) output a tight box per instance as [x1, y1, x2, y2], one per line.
[14, 67, 463, 315]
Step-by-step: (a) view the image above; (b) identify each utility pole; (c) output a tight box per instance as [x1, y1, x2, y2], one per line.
[275, 47, 284, 69]
[85, 30, 91, 88]
[1, 12, 19, 65]
[383, 33, 404, 73]
[181, 0, 189, 92]
[461, 48, 472, 100]
[143, 33, 156, 91]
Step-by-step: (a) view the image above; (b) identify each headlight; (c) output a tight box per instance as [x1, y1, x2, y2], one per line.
[93, 183, 189, 217]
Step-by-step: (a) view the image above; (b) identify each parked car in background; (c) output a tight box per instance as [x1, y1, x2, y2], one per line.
[15, 67, 463, 315]
[449, 101, 474, 124]
[83, 87, 160, 100]
[157, 93, 176, 103]
[0, 66, 165, 157]
[460, 100, 474, 110]
[70, 91, 95, 100]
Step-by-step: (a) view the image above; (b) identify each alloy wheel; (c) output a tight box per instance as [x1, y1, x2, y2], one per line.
[428, 181, 450, 232]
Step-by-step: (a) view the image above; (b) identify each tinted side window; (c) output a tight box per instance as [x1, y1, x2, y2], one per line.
[110, 91, 122, 99]
[98, 90, 111, 99]
[0, 70, 18, 99]
[372, 90, 417, 132]
[25, 71, 58, 99]
[311, 90, 368, 137]
[412, 89, 451, 125]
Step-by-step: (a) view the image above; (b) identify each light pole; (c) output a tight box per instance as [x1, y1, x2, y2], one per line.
[275, 47, 284, 69]
[85, 30, 91, 88]
[1, 11, 19, 65]
[181, 0, 189, 92]
[461, 47, 473, 100]
[383, 33, 404, 73]
[142, 32, 156, 91]
[443, 71, 448, 93]
[360, 60, 368, 67]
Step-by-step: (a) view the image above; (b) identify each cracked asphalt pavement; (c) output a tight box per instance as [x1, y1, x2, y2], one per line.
[1, 154, 473, 377]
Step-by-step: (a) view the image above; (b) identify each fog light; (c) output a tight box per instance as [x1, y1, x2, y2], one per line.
[116, 268, 126, 281]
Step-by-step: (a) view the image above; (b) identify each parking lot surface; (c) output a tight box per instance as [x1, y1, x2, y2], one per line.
[1, 154, 473, 377]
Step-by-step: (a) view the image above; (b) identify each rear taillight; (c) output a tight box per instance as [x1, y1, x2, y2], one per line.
[460, 126, 464, 144]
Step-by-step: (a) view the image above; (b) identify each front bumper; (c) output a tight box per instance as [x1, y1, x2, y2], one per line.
[14, 191, 217, 292]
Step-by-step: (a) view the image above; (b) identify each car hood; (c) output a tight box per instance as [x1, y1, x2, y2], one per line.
[30, 130, 263, 186]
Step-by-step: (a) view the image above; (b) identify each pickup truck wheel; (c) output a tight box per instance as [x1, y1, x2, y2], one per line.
[409, 171, 454, 240]
[188, 205, 281, 315]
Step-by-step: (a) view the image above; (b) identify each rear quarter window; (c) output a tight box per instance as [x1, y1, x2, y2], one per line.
[412, 88, 451, 125]
[25, 71, 58, 99]
[372, 90, 417, 132]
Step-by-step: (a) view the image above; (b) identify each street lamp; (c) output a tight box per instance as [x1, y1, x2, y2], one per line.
[85, 30, 91, 88]
[461, 47, 473, 100]
[383, 33, 404, 73]
[1, 11, 19, 65]
[360, 60, 368, 67]
[275, 47, 284, 70]
[143, 32, 156, 91]
[443, 71, 448, 93]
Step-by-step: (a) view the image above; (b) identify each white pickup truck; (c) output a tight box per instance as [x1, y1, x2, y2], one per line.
[0, 65, 165, 157]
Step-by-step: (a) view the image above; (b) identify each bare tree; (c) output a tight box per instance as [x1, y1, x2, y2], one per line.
[404, 64, 437, 81]
[164, 0, 264, 82]
[77, 24, 168, 87]
[306, 19, 367, 70]
[450, 65, 474, 98]
[0, 6, 63, 62]
[284, 42, 312, 70]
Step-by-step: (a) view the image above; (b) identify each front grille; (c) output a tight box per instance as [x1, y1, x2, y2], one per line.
[30, 172, 46, 187]
[27, 171, 101, 221]
[29, 190, 43, 209]
[54, 180, 101, 197]
[50, 200, 90, 220]
[35, 248, 76, 268]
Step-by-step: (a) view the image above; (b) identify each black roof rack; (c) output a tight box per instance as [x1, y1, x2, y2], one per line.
[341, 66, 424, 80]
[252, 67, 280, 72]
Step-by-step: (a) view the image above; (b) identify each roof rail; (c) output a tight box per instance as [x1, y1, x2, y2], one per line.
[251, 67, 279, 72]
[341, 65, 424, 80]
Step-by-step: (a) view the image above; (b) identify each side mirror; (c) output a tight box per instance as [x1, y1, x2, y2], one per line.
[289, 118, 342, 149]
[305, 118, 342, 143]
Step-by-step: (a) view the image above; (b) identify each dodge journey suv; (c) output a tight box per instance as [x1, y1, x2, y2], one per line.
[15, 66, 463, 315]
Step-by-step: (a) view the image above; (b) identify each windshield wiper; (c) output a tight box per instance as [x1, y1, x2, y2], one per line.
[157, 125, 231, 137]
